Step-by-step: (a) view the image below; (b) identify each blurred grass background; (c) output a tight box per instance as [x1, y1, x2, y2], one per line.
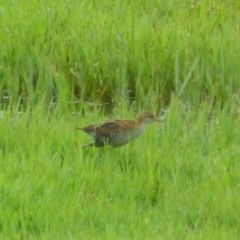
[1, 0, 239, 111]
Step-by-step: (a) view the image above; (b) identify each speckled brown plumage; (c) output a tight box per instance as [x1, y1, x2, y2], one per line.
[76, 112, 160, 148]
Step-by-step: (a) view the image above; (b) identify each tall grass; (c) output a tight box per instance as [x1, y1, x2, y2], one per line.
[0, 0, 239, 107]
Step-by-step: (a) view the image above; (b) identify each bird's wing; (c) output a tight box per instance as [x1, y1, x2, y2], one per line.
[81, 119, 137, 137]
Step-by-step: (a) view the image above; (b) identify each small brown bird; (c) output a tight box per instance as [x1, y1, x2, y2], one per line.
[76, 112, 160, 148]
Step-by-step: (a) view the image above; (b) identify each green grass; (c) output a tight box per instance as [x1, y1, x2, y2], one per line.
[1, 99, 240, 239]
[1, 0, 240, 238]
[0, 0, 240, 106]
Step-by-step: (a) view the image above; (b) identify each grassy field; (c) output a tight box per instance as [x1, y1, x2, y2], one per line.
[1, 100, 240, 239]
[1, 0, 240, 239]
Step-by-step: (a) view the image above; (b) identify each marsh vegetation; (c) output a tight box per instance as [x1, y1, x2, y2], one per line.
[1, 0, 240, 239]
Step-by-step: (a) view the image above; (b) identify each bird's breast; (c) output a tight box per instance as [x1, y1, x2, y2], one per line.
[110, 124, 146, 147]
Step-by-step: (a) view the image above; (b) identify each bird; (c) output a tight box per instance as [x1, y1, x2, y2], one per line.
[76, 112, 161, 148]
